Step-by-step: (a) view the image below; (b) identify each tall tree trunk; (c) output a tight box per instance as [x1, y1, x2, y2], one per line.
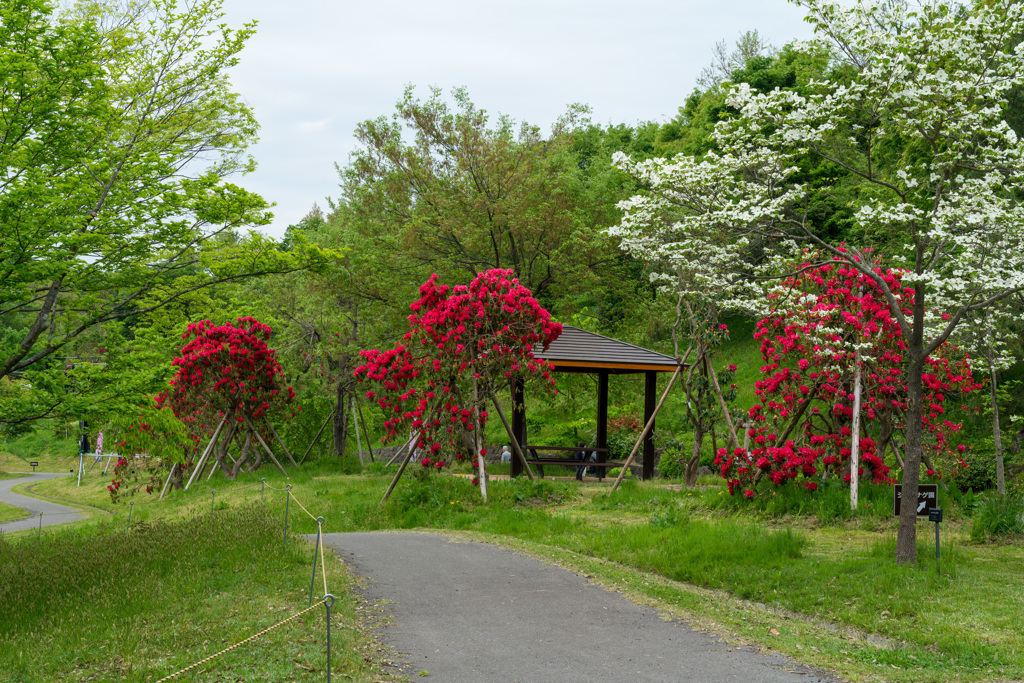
[333, 381, 349, 458]
[896, 294, 926, 565]
[214, 419, 239, 479]
[988, 340, 1006, 495]
[232, 428, 252, 477]
[685, 428, 705, 487]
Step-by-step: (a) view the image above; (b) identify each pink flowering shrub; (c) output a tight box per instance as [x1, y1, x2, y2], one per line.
[717, 254, 978, 496]
[355, 269, 561, 480]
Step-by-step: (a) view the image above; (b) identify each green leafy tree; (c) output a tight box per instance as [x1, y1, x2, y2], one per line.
[0, 0, 332, 399]
[339, 86, 631, 319]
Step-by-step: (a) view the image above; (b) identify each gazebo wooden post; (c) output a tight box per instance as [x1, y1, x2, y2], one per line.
[596, 370, 609, 470]
[510, 377, 526, 478]
[611, 363, 683, 492]
[643, 371, 657, 480]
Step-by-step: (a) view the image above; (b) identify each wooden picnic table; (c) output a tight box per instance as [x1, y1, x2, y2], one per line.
[522, 445, 620, 481]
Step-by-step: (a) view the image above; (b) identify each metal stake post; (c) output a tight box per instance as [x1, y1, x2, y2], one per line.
[261, 478, 266, 505]
[283, 484, 291, 551]
[38, 512, 43, 535]
[309, 517, 324, 606]
[127, 500, 134, 530]
[324, 594, 335, 683]
[211, 489, 216, 513]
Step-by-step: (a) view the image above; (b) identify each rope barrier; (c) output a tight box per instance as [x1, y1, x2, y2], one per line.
[265, 482, 290, 492]
[288, 490, 318, 521]
[215, 482, 262, 493]
[153, 598, 328, 682]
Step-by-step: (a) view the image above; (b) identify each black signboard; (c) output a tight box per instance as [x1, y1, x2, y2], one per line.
[894, 484, 938, 516]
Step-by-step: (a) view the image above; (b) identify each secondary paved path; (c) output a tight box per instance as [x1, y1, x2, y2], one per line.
[320, 532, 842, 683]
[0, 473, 82, 534]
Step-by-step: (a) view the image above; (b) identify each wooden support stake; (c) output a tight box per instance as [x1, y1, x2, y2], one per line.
[357, 402, 375, 462]
[387, 432, 418, 466]
[298, 412, 332, 465]
[160, 462, 178, 500]
[245, 417, 290, 478]
[488, 390, 535, 480]
[612, 364, 683, 492]
[185, 417, 227, 490]
[352, 400, 364, 465]
[381, 435, 418, 504]
[266, 421, 298, 467]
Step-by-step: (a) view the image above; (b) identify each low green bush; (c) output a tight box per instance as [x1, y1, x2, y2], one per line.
[956, 448, 999, 493]
[657, 451, 685, 479]
[969, 492, 1024, 540]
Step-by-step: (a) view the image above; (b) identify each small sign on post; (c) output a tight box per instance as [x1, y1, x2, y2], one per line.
[894, 484, 938, 517]
[30, 461, 39, 472]
[929, 507, 943, 576]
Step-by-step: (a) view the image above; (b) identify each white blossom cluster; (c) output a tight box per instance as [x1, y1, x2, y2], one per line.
[611, 0, 1024, 362]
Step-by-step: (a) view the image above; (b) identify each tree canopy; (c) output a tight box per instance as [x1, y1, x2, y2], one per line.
[0, 0, 333, 414]
[612, 0, 1024, 563]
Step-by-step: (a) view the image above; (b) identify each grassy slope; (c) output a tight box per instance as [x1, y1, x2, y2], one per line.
[0, 506, 397, 682]
[0, 500, 29, 524]
[14, 462, 1022, 683]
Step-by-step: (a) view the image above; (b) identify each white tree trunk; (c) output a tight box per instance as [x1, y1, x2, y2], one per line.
[986, 332, 1006, 495]
[850, 347, 862, 511]
[474, 379, 487, 502]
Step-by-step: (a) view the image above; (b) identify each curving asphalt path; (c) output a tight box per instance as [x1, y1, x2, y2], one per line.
[319, 532, 843, 683]
[0, 473, 83, 534]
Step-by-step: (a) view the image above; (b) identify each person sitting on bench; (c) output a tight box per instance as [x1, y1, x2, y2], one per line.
[575, 442, 596, 481]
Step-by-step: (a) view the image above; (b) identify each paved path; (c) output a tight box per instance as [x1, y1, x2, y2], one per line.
[320, 532, 842, 683]
[0, 473, 83, 534]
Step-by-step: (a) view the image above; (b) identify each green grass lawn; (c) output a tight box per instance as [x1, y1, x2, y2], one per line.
[9, 460, 1024, 683]
[0, 499, 30, 524]
[0, 504, 399, 682]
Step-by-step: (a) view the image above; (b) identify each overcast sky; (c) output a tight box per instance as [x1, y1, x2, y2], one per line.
[219, 0, 816, 238]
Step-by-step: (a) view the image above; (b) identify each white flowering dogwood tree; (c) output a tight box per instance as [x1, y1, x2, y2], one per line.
[612, 0, 1024, 564]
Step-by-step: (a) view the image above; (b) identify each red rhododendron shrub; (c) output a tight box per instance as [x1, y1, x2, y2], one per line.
[355, 269, 561, 492]
[155, 317, 296, 478]
[717, 254, 978, 496]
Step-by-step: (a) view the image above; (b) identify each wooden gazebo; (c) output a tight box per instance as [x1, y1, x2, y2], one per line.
[509, 326, 681, 480]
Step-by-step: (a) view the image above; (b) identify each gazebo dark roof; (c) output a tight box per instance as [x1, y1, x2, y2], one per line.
[534, 325, 679, 374]
[511, 325, 683, 481]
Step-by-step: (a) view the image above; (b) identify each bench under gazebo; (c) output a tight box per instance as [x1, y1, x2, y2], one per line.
[508, 326, 682, 480]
